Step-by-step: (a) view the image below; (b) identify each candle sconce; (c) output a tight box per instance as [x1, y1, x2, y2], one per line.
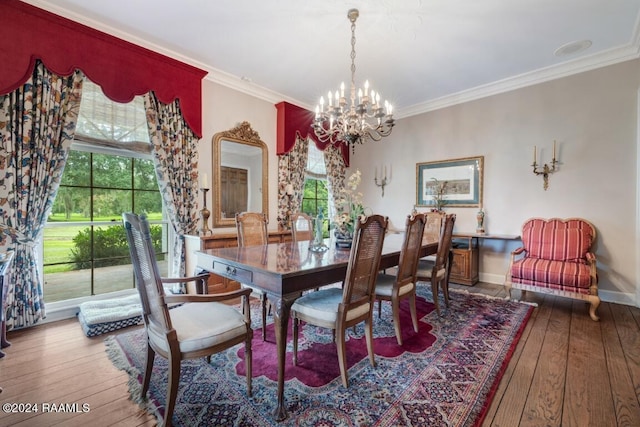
[374, 165, 390, 197]
[532, 141, 559, 191]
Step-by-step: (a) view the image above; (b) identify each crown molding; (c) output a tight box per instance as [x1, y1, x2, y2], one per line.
[396, 43, 640, 119]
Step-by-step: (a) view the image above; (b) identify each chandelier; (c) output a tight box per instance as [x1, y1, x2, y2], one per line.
[312, 9, 395, 151]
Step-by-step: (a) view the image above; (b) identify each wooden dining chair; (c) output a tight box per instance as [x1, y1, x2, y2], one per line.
[235, 211, 270, 340]
[374, 213, 426, 345]
[291, 212, 313, 242]
[291, 214, 389, 388]
[416, 213, 456, 315]
[123, 212, 253, 427]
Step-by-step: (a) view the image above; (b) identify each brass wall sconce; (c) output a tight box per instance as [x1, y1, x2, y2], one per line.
[374, 165, 390, 197]
[532, 141, 559, 191]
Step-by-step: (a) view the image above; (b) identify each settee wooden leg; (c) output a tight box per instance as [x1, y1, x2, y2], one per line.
[588, 295, 601, 321]
[504, 282, 513, 300]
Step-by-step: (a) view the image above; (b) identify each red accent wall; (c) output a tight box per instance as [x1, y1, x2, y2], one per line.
[0, 0, 207, 136]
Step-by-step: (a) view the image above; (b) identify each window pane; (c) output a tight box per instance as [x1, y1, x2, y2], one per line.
[44, 265, 92, 302]
[134, 190, 163, 217]
[50, 187, 91, 222]
[134, 158, 157, 190]
[61, 150, 90, 186]
[93, 264, 135, 296]
[93, 189, 132, 219]
[43, 225, 91, 267]
[93, 153, 132, 189]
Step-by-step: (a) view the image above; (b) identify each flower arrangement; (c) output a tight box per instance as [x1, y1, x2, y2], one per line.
[333, 169, 368, 238]
[429, 178, 448, 212]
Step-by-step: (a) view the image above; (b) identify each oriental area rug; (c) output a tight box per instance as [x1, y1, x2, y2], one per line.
[105, 286, 533, 426]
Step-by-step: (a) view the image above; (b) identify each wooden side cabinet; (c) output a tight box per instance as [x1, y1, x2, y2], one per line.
[448, 233, 521, 286]
[450, 235, 479, 286]
[184, 230, 291, 294]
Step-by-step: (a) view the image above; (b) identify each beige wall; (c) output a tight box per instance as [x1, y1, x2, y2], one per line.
[199, 59, 640, 306]
[351, 59, 640, 305]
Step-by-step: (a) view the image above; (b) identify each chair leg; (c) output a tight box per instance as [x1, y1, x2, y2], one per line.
[164, 354, 181, 427]
[431, 280, 441, 316]
[377, 299, 382, 318]
[409, 293, 419, 334]
[245, 333, 253, 396]
[391, 297, 403, 346]
[364, 315, 376, 369]
[442, 280, 450, 308]
[336, 326, 349, 388]
[292, 317, 299, 365]
[142, 342, 155, 397]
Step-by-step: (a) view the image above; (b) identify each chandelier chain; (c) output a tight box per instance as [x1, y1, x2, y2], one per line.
[350, 19, 356, 98]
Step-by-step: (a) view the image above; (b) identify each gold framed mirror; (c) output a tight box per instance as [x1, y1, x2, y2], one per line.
[212, 121, 268, 228]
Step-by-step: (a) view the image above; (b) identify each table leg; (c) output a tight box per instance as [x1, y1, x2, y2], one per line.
[269, 294, 292, 421]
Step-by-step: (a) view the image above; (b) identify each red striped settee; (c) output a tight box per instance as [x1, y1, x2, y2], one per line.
[505, 218, 600, 321]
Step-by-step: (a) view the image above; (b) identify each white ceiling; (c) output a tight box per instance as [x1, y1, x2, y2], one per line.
[24, 0, 640, 118]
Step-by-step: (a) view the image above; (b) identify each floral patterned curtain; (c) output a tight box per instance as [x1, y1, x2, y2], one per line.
[0, 61, 84, 329]
[144, 92, 199, 277]
[276, 135, 309, 229]
[323, 143, 347, 222]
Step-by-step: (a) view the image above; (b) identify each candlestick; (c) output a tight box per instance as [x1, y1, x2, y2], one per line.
[201, 173, 209, 189]
[199, 188, 211, 235]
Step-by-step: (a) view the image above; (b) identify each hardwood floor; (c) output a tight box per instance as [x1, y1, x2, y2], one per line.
[0, 283, 638, 426]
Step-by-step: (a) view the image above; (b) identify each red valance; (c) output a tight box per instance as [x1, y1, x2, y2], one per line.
[0, 0, 207, 137]
[275, 101, 349, 166]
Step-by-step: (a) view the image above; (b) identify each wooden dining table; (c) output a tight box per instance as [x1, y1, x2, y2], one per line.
[195, 232, 438, 421]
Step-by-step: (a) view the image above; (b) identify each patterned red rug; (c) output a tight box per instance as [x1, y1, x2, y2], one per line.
[105, 286, 532, 426]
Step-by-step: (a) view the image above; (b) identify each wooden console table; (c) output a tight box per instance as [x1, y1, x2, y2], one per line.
[184, 230, 291, 293]
[450, 233, 520, 286]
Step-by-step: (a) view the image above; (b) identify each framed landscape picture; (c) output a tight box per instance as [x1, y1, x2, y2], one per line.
[416, 156, 484, 208]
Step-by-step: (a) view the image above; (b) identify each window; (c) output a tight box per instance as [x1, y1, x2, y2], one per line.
[42, 80, 168, 303]
[301, 142, 330, 236]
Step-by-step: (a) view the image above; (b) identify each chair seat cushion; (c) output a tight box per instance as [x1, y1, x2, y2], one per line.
[510, 257, 592, 290]
[292, 287, 370, 324]
[415, 259, 445, 281]
[375, 273, 415, 297]
[148, 302, 248, 354]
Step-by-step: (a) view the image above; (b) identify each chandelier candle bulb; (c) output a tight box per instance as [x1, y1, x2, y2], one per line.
[201, 173, 208, 189]
[533, 145, 537, 164]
